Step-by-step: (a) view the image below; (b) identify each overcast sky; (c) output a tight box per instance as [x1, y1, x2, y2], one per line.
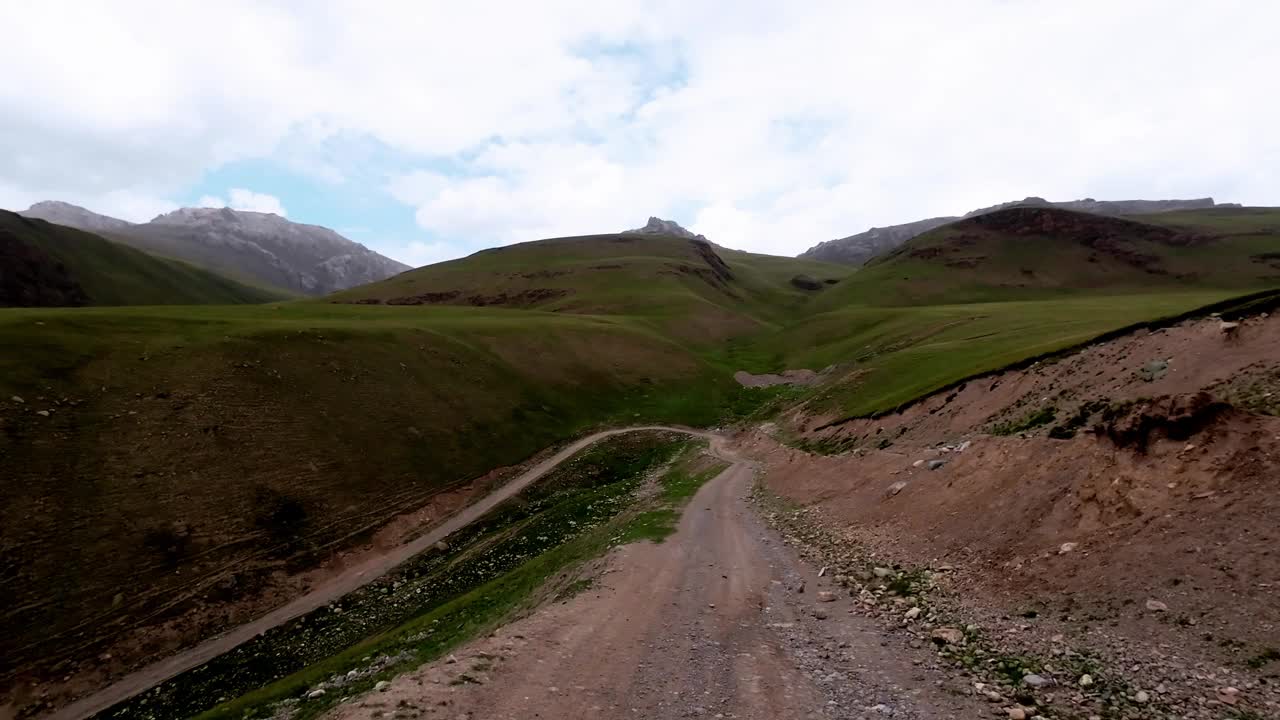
[2, 1, 1277, 265]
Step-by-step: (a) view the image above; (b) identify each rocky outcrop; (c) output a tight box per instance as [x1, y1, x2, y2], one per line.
[623, 216, 708, 242]
[801, 197, 1234, 266]
[802, 216, 956, 266]
[18, 202, 410, 295]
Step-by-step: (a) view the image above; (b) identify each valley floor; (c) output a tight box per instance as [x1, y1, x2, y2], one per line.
[327, 442, 987, 720]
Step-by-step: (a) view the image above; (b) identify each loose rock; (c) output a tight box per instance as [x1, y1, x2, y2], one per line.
[1022, 673, 1050, 688]
[930, 627, 964, 645]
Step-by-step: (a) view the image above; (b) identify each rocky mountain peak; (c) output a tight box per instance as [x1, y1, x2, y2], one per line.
[623, 217, 708, 242]
[16, 200, 410, 295]
[20, 201, 135, 234]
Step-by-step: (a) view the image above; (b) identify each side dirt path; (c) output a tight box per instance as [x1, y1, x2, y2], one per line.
[328, 444, 988, 720]
[51, 426, 713, 720]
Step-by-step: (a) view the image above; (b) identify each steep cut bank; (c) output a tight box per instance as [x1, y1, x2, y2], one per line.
[745, 308, 1280, 717]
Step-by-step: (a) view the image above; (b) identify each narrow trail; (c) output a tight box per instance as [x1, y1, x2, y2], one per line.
[53, 426, 714, 720]
[329, 440, 989, 720]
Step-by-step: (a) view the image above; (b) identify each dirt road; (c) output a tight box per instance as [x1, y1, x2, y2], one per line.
[329, 442, 987, 720]
[52, 426, 713, 720]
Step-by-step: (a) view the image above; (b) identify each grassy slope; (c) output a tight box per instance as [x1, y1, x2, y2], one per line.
[739, 207, 1279, 417]
[813, 207, 1277, 310]
[328, 233, 853, 344]
[0, 303, 749, 681]
[0, 211, 285, 306]
[757, 290, 1250, 418]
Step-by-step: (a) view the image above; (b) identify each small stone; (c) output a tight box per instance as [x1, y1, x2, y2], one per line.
[1134, 690, 1149, 704]
[1058, 542, 1078, 554]
[434, 540, 449, 551]
[36, 410, 49, 417]
[931, 627, 964, 645]
[812, 608, 829, 620]
[10, 395, 23, 404]
[912, 459, 924, 467]
[816, 591, 836, 602]
[886, 480, 908, 496]
[873, 566, 893, 578]
[374, 681, 390, 692]
[1145, 599, 1168, 612]
[1006, 708, 1027, 720]
[927, 459, 947, 471]
[1022, 673, 1050, 688]
[904, 607, 921, 620]
[1079, 674, 1094, 687]
[307, 688, 326, 699]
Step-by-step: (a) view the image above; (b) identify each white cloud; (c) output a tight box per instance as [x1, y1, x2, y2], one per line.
[197, 189, 288, 216]
[2, 1, 1278, 256]
[402, 240, 463, 267]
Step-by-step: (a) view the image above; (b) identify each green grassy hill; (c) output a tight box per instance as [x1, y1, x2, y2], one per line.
[328, 233, 852, 344]
[0, 211, 286, 306]
[814, 206, 1278, 309]
[734, 206, 1279, 419]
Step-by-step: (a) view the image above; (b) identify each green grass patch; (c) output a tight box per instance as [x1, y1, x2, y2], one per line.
[991, 406, 1057, 436]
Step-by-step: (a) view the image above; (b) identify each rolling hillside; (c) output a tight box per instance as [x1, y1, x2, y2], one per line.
[800, 196, 1235, 265]
[329, 232, 852, 343]
[814, 206, 1278, 309]
[735, 206, 1280, 419]
[0, 302, 753, 693]
[0, 210, 284, 306]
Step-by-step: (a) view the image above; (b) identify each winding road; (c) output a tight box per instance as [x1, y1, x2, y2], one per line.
[328, 435, 988, 720]
[53, 426, 716, 720]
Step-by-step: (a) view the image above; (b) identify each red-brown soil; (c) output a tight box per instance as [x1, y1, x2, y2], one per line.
[744, 311, 1280, 691]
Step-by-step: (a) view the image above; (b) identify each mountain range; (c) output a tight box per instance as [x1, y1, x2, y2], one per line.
[800, 196, 1241, 265]
[19, 201, 409, 295]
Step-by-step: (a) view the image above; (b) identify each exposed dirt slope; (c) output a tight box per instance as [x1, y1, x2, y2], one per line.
[743, 310, 1280, 714]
